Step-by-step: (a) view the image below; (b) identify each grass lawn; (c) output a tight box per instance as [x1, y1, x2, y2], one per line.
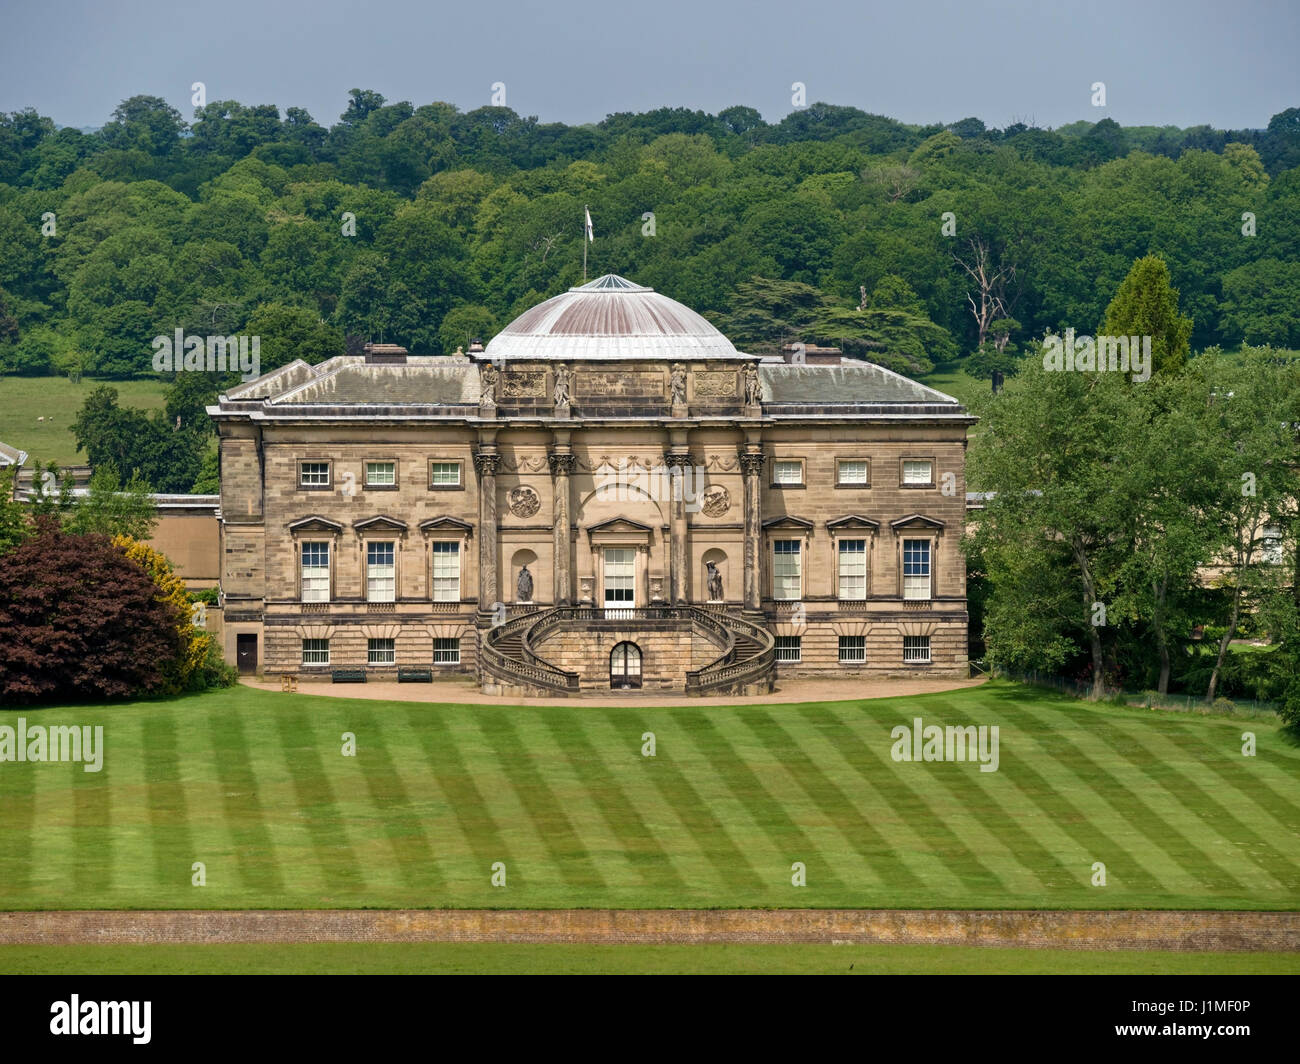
[1, 680, 1297, 911]
[3, 942, 1297, 975]
[919, 362, 988, 409]
[0, 375, 170, 466]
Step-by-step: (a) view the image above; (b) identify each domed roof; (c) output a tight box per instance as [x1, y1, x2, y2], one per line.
[483, 275, 739, 360]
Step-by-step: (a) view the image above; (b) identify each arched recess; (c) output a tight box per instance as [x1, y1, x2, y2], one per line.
[610, 641, 642, 689]
[511, 548, 539, 603]
[701, 547, 729, 603]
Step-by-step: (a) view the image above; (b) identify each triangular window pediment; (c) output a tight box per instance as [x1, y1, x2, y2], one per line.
[288, 515, 343, 535]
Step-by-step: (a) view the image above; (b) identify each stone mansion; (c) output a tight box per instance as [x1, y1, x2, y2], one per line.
[210, 275, 974, 695]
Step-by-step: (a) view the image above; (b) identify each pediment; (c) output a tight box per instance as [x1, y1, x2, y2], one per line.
[826, 514, 881, 533]
[353, 514, 409, 534]
[890, 514, 946, 532]
[287, 515, 343, 534]
[587, 516, 654, 535]
[418, 515, 474, 536]
[762, 515, 814, 531]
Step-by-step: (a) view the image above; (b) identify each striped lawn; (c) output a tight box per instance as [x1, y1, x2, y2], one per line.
[0, 680, 1297, 911]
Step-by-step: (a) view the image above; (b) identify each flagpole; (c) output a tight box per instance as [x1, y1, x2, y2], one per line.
[583, 204, 588, 282]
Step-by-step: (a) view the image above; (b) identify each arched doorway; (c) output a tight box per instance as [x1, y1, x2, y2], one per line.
[609, 641, 642, 689]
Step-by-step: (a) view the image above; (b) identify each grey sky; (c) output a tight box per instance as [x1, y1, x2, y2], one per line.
[1, 0, 1294, 132]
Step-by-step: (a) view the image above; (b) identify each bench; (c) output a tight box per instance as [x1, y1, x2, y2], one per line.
[398, 667, 433, 683]
[331, 668, 367, 683]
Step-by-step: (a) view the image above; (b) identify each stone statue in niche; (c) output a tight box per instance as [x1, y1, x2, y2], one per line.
[669, 363, 687, 406]
[517, 564, 534, 602]
[480, 363, 499, 408]
[743, 363, 761, 407]
[706, 561, 723, 601]
[553, 364, 571, 408]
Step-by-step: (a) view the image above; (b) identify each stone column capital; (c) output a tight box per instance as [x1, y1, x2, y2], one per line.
[738, 451, 766, 476]
[473, 451, 501, 478]
[547, 452, 577, 476]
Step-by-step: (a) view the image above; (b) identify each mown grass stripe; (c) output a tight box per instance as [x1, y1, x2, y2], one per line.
[820, 702, 1010, 895]
[1079, 713, 1297, 894]
[404, 708, 519, 894]
[0, 719, 37, 897]
[24, 742, 76, 903]
[207, 703, 285, 893]
[580, 711, 730, 895]
[518, 711, 642, 890]
[69, 714, 112, 897]
[142, 708, 192, 896]
[273, 710, 366, 894]
[345, 704, 443, 892]
[870, 696, 1066, 896]
[988, 699, 1218, 897]
[1003, 700, 1253, 895]
[735, 709, 897, 890]
[451, 711, 568, 895]
[594, 708, 765, 896]
[790, 704, 968, 893]
[1151, 723, 1300, 880]
[684, 713, 849, 893]
[538, 709, 685, 891]
[898, 693, 1171, 895]
[474, 710, 607, 891]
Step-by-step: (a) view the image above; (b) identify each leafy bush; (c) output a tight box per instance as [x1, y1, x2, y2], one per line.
[113, 535, 218, 695]
[0, 523, 183, 703]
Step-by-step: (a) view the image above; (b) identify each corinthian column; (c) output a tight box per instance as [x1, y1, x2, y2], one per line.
[664, 452, 693, 604]
[548, 451, 576, 606]
[739, 450, 765, 612]
[473, 451, 501, 613]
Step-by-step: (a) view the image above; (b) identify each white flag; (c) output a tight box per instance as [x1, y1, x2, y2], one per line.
[584, 207, 594, 243]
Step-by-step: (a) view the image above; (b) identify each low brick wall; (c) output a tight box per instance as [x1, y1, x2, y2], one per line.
[3, 910, 1297, 951]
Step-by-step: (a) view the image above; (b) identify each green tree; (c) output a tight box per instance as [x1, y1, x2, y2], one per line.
[968, 359, 1147, 697]
[1099, 254, 1193, 375]
[63, 466, 157, 540]
[437, 304, 498, 353]
[243, 301, 345, 371]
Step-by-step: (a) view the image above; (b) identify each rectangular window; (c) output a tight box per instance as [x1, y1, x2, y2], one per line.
[1262, 527, 1283, 566]
[301, 638, 330, 665]
[902, 459, 933, 486]
[773, 460, 803, 485]
[301, 542, 330, 602]
[365, 461, 396, 487]
[434, 637, 460, 665]
[773, 540, 802, 600]
[838, 539, 867, 600]
[299, 461, 331, 488]
[904, 636, 932, 664]
[366, 541, 395, 602]
[839, 636, 866, 663]
[774, 635, 802, 663]
[429, 461, 462, 488]
[431, 541, 460, 602]
[902, 539, 932, 600]
[837, 459, 869, 486]
[367, 637, 395, 665]
[603, 547, 635, 617]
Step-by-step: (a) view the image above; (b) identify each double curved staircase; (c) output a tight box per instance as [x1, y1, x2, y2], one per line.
[479, 606, 775, 696]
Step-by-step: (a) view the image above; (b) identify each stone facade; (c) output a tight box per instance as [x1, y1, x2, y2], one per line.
[210, 277, 974, 692]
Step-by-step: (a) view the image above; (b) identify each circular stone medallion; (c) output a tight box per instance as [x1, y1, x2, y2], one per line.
[700, 484, 731, 517]
[508, 485, 541, 518]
